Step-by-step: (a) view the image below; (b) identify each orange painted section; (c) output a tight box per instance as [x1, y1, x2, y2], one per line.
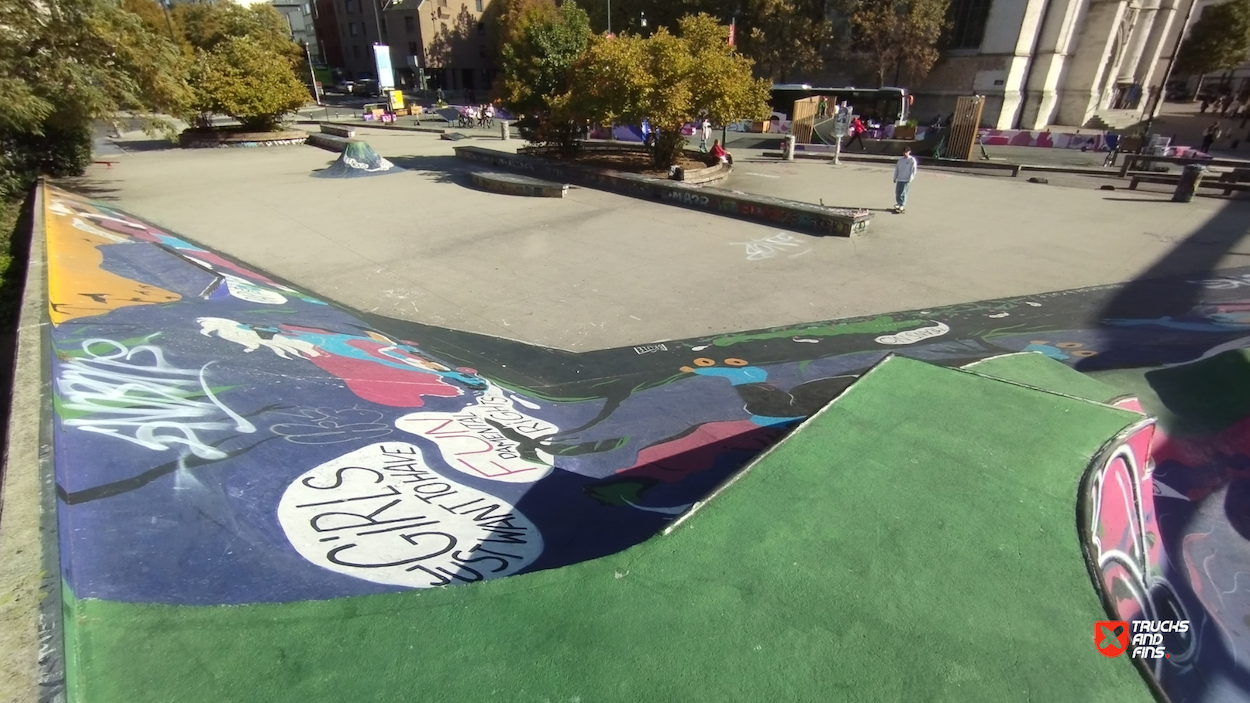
[43, 186, 180, 325]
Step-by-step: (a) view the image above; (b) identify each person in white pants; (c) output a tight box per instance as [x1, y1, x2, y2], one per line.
[893, 146, 918, 213]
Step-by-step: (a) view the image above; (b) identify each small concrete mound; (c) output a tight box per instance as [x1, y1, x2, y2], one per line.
[314, 141, 403, 178]
[471, 171, 568, 198]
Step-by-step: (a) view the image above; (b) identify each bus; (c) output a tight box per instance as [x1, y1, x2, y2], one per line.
[769, 85, 910, 124]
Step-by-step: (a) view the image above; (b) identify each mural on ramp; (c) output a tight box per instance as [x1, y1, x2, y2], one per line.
[314, 141, 403, 178]
[40, 185, 1250, 702]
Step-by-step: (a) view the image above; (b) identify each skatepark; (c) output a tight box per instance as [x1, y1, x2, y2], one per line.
[4, 124, 1250, 701]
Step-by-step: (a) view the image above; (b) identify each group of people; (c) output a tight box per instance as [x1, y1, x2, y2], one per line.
[458, 103, 496, 129]
[1198, 94, 1250, 153]
[697, 118, 732, 164]
[1199, 93, 1246, 118]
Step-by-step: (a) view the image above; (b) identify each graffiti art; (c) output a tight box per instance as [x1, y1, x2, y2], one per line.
[40, 185, 1250, 701]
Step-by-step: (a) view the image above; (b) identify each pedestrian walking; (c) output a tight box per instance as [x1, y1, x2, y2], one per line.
[699, 117, 712, 152]
[892, 146, 917, 214]
[817, 95, 828, 119]
[1201, 121, 1222, 153]
[844, 116, 867, 150]
[436, 87, 444, 104]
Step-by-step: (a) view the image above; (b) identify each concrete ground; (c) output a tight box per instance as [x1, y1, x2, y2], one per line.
[62, 124, 1250, 352]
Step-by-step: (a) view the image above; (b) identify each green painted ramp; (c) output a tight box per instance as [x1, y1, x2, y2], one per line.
[67, 357, 1150, 703]
[963, 352, 1126, 404]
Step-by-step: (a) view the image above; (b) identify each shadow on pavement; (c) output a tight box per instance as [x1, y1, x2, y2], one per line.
[53, 178, 120, 201]
[386, 154, 479, 186]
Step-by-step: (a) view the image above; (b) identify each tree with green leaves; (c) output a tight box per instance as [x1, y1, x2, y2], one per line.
[173, 1, 308, 130]
[569, 14, 770, 167]
[174, 1, 303, 60]
[848, 0, 950, 87]
[1176, 0, 1250, 78]
[0, 0, 191, 202]
[495, 0, 594, 152]
[740, 0, 833, 82]
[189, 36, 310, 132]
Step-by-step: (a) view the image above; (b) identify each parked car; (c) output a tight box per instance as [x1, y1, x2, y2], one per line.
[352, 80, 381, 97]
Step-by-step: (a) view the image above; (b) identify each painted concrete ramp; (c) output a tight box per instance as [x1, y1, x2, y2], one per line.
[65, 355, 1151, 702]
[33, 184, 1250, 702]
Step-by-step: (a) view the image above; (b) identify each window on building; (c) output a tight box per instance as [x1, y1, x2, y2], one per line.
[353, 44, 362, 58]
[943, 0, 991, 51]
[477, 21, 484, 35]
[441, 21, 447, 33]
[475, 0, 482, 11]
[345, 0, 355, 12]
[405, 15, 415, 32]
[479, 45, 486, 58]
[349, 21, 359, 35]
[408, 41, 419, 55]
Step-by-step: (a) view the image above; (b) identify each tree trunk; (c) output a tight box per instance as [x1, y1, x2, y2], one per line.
[652, 127, 687, 169]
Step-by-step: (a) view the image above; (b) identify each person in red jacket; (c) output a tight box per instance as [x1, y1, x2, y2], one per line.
[844, 116, 867, 150]
[710, 139, 732, 164]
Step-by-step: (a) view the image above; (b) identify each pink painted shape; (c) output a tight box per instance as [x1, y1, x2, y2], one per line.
[617, 419, 781, 483]
[302, 339, 462, 408]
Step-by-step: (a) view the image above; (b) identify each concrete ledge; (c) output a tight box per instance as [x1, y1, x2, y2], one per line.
[0, 182, 64, 703]
[301, 119, 501, 136]
[455, 146, 875, 236]
[678, 161, 730, 185]
[178, 129, 307, 149]
[319, 123, 355, 138]
[306, 133, 354, 152]
[519, 144, 730, 184]
[455, 146, 871, 236]
[471, 171, 568, 197]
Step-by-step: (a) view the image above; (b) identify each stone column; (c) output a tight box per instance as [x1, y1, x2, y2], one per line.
[1135, 0, 1180, 88]
[1056, 0, 1131, 125]
[1118, 0, 1160, 82]
[978, 0, 1053, 128]
[1019, 0, 1087, 128]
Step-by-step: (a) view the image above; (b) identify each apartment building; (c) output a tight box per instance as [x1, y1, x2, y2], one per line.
[313, 0, 497, 92]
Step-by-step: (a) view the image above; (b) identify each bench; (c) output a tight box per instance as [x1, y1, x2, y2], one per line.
[320, 124, 355, 138]
[1129, 173, 1250, 196]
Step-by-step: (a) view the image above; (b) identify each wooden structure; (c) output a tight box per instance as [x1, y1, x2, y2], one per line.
[945, 96, 986, 161]
[789, 97, 821, 144]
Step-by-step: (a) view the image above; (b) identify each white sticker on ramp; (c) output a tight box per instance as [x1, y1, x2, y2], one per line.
[875, 322, 950, 346]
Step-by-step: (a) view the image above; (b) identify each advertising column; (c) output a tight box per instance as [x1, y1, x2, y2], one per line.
[373, 43, 395, 90]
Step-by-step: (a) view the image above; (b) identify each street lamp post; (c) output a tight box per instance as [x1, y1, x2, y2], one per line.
[372, 0, 384, 44]
[304, 41, 323, 106]
[1139, 0, 1199, 151]
[721, 4, 742, 146]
